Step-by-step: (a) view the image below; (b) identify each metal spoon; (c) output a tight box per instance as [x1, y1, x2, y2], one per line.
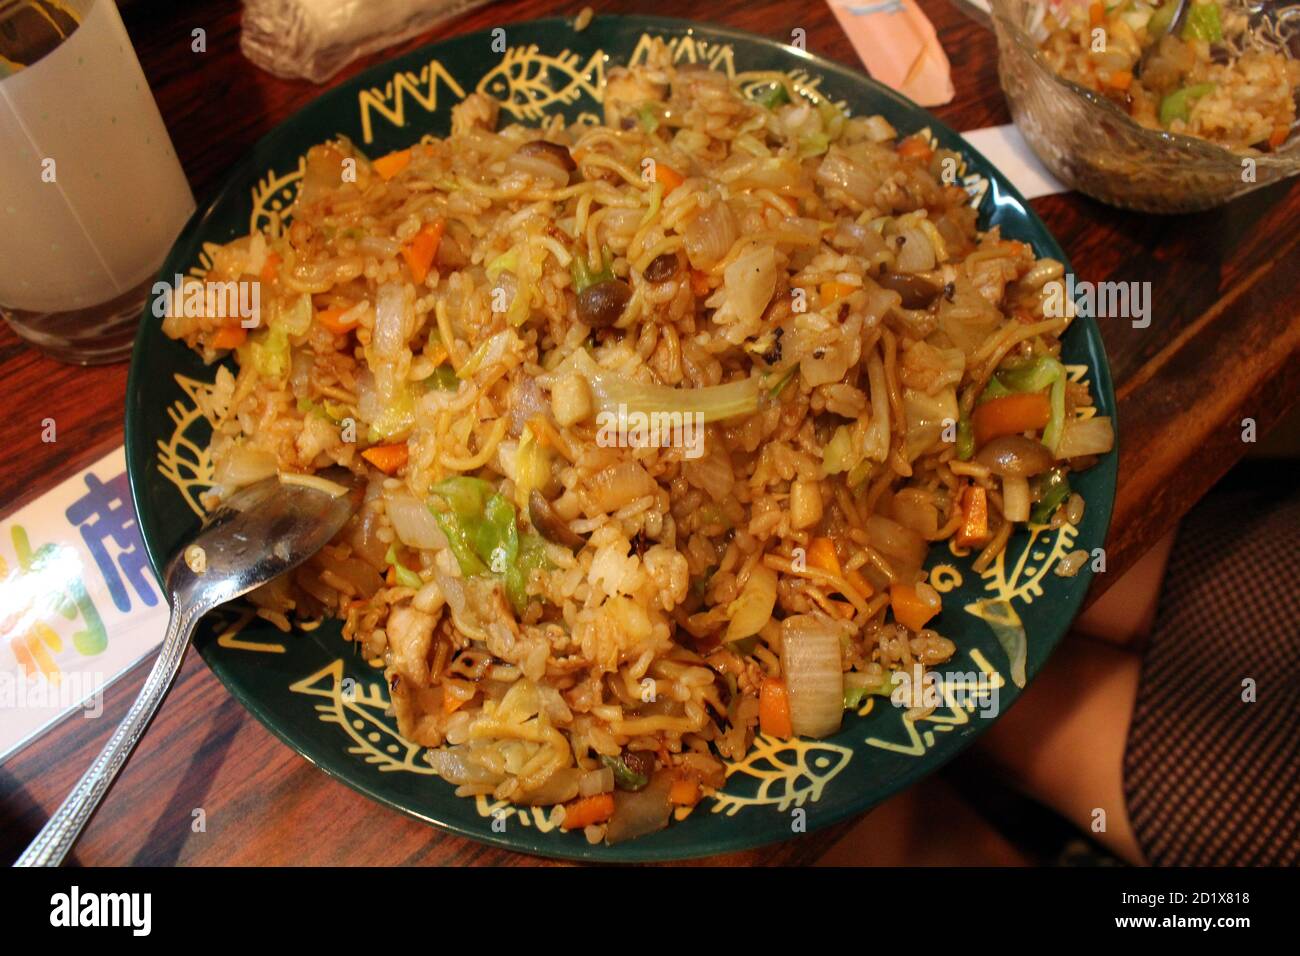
[1135, 0, 1192, 78]
[14, 467, 364, 867]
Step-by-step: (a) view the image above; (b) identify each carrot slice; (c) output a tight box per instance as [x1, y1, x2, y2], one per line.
[259, 251, 281, 284]
[845, 568, 875, 599]
[971, 392, 1051, 446]
[759, 678, 794, 738]
[316, 304, 359, 335]
[372, 148, 412, 181]
[361, 443, 409, 475]
[690, 269, 711, 297]
[819, 280, 856, 306]
[807, 536, 873, 599]
[669, 776, 701, 806]
[1088, 2, 1104, 26]
[1107, 69, 1133, 91]
[210, 325, 247, 350]
[654, 162, 685, 194]
[401, 221, 444, 286]
[890, 583, 938, 632]
[896, 136, 934, 162]
[1269, 126, 1289, 149]
[955, 485, 992, 549]
[561, 793, 615, 830]
[443, 687, 475, 714]
[806, 537, 843, 576]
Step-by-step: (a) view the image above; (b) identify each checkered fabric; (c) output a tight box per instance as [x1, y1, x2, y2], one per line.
[1123, 477, 1300, 866]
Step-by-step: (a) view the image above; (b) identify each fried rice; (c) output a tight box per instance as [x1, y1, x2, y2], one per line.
[1037, 0, 1300, 151]
[163, 42, 1114, 844]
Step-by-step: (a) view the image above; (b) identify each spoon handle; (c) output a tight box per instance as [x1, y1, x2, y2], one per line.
[13, 601, 200, 867]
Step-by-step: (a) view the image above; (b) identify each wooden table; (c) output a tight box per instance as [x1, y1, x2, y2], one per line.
[2, 0, 1296, 867]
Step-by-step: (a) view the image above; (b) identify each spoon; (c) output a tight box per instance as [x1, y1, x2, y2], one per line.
[13, 467, 364, 867]
[1135, 0, 1191, 78]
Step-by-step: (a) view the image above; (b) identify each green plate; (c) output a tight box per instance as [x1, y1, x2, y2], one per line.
[125, 14, 1117, 862]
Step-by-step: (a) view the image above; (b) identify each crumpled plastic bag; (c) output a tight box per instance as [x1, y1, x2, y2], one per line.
[241, 0, 494, 84]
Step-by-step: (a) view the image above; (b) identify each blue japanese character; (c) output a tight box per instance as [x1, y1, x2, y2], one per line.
[65, 471, 158, 613]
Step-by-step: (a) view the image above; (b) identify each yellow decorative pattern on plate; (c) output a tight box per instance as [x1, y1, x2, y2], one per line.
[290, 659, 439, 775]
[711, 734, 854, 816]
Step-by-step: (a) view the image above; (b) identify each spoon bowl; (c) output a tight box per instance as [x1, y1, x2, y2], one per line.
[14, 467, 364, 867]
[164, 467, 365, 616]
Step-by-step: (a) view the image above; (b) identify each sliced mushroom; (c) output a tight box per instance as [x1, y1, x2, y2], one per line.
[516, 139, 576, 172]
[877, 271, 942, 310]
[974, 435, 1055, 477]
[641, 252, 680, 283]
[529, 489, 587, 552]
[577, 278, 632, 328]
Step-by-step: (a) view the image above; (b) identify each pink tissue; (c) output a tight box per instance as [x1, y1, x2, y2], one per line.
[826, 0, 955, 107]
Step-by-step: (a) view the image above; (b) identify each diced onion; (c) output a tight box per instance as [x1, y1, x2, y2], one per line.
[865, 514, 927, 579]
[862, 353, 891, 462]
[1056, 416, 1115, 459]
[725, 565, 778, 642]
[816, 149, 877, 207]
[507, 151, 571, 188]
[245, 233, 267, 275]
[278, 471, 348, 497]
[891, 488, 940, 538]
[1002, 475, 1031, 523]
[358, 236, 402, 257]
[579, 767, 615, 797]
[780, 615, 845, 738]
[719, 242, 778, 327]
[682, 440, 735, 503]
[894, 224, 935, 273]
[902, 387, 958, 461]
[516, 768, 582, 806]
[1120, 7, 1152, 30]
[385, 491, 449, 550]
[860, 115, 897, 142]
[275, 293, 313, 336]
[345, 507, 389, 571]
[584, 461, 658, 514]
[425, 747, 504, 787]
[683, 199, 738, 270]
[213, 445, 278, 490]
[412, 577, 446, 614]
[800, 333, 857, 387]
[372, 281, 411, 357]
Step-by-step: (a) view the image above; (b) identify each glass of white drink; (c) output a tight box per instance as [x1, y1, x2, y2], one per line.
[0, 0, 196, 363]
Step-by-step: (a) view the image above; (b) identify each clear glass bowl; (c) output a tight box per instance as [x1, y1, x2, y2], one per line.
[988, 0, 1300, 212]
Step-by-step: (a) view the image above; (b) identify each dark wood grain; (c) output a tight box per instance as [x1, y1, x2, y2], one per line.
[1, 0, 1297, 867]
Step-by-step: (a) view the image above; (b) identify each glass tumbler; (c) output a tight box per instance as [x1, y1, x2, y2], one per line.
[0, 0, 196, 364]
